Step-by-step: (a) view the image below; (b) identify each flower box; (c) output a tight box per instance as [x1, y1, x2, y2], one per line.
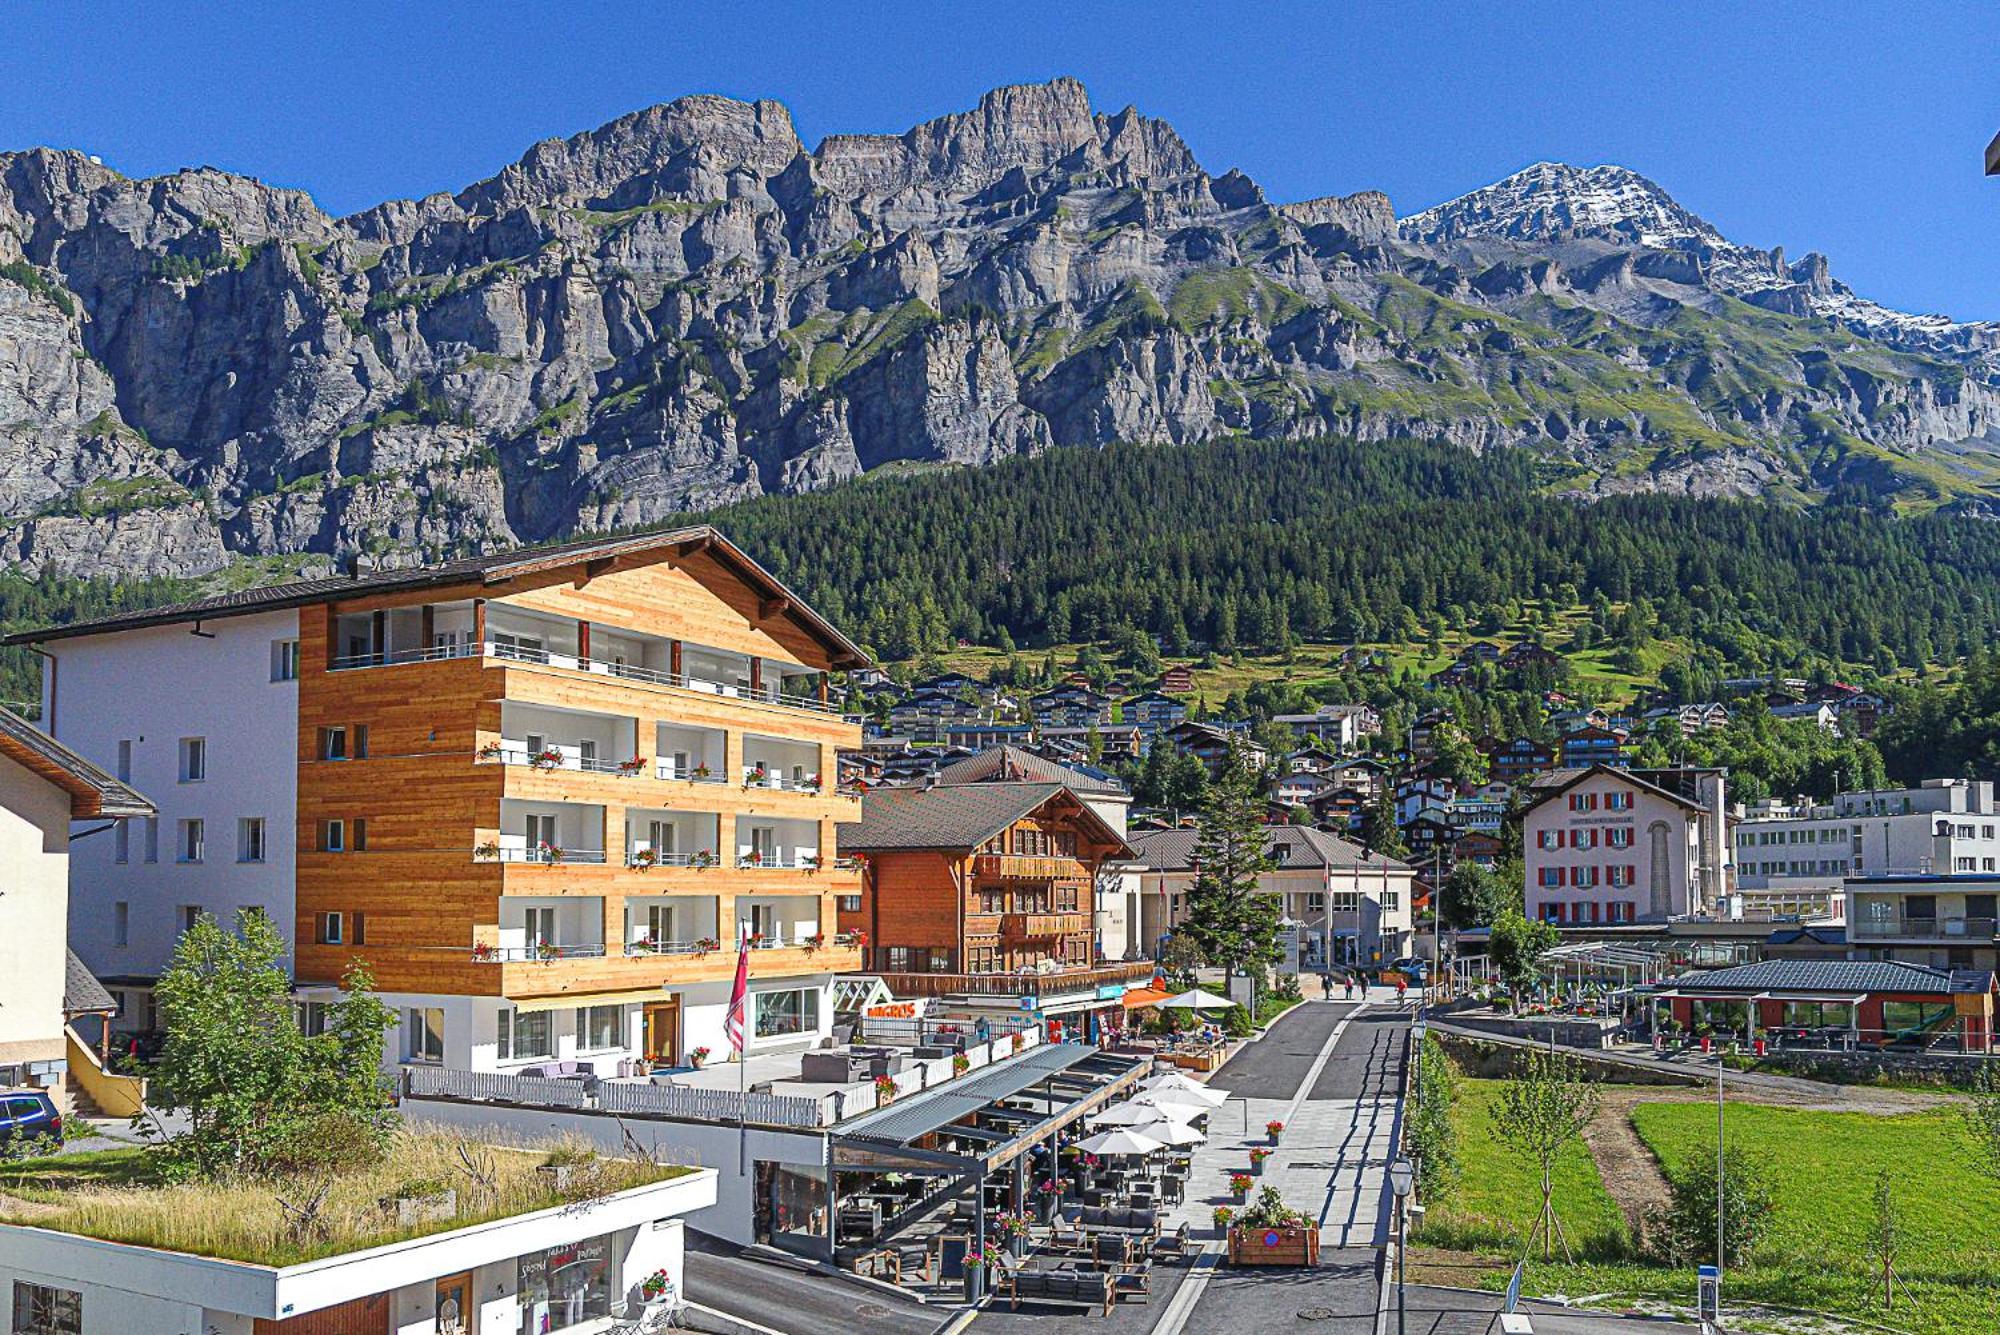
[1227, 1223, 1321, 1267]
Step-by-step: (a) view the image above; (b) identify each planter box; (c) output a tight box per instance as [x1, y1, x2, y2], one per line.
[384, 1189, 457, 1228]
[1227, 1224, 1321, 1267]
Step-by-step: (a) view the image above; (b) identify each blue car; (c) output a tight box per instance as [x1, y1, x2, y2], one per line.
[0, 1089, 64, 1151]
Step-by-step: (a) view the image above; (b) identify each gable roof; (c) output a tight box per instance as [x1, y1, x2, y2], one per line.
[4, 526, 869, 668]
[840, 782, 1132, 856]
[0, 708, 153, 819]
[1521, 765, 1700, 816]
[933, 745, 1124, 795]
[1666, 958, 1987, 997]
[64, 950, 116, 1015]
[1130, 824, 1407, 874]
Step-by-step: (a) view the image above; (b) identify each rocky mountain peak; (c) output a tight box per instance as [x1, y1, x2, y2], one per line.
[1399, 160, 1725, 250]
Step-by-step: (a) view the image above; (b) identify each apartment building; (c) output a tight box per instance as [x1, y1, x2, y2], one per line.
[1272, 703, 1381, 750]
[1522, 766, 1730, 925]
[1848, 871, 2000, 971]
[836, 780, 1149, 1039]
[14, 528, 869, 1077]
[1130, 825, 1415, 970]
[0, 709, 151, 1093]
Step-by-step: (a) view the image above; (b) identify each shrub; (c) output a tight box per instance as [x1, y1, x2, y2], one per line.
[1406, 1036, 1460, 1201]
[1648, 1142, 1774, 1267]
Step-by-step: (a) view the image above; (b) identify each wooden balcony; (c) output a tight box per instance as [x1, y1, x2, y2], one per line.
[495, 942, 862, 997]
[870, 959, 1157, 1001]
[1000, 912, 1089, 941]
[973, 853, 1087, 881]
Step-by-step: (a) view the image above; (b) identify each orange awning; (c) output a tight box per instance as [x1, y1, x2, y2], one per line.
[1122, 986, 1173, 1010]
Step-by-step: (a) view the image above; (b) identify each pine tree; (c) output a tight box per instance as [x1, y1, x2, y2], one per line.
[1172, 746, 1282, 993]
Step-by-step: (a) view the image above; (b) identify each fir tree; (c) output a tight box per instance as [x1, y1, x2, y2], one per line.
[1171, 745, 1282, 992]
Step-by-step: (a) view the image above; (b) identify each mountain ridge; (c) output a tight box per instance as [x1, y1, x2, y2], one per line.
[3, 78, 1998, 581]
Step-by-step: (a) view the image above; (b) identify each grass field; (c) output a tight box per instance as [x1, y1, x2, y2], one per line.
[1414, 1079, 2000, 1332]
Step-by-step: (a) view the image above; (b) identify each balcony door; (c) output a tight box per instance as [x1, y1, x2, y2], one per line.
[748, 902, 776, 943]
[525, 813, 557, 851]
[648, 821, 678, 859]
[524, 906, 555, 949]
[647, 904, 676, 945]
[749, 825, 777, 864]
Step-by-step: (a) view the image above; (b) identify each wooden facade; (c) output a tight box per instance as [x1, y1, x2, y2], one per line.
[840, 791, 1125, 975]
[292, 550, 863, 999]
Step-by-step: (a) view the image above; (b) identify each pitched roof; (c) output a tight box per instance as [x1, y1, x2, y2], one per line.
[1665, 958, 1987, 996]
[3, 526, 869, 668]
[1130, 824, 1407, 873]
[933, 745, 1123, 795]
[63, 950, 115, 1015]
[0, 708, 153, 819]
[1521, 764, 1700, 815]
[840, 782, 1132, 856]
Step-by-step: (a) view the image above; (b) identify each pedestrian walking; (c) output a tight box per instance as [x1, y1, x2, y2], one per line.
[1321, 971, 1333, 1001]
[1395, 976, 1408, 1004]
[1343, 975, 1354, 1001]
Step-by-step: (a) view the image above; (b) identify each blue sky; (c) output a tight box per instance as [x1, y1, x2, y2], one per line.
[5, 1, 1995, 319]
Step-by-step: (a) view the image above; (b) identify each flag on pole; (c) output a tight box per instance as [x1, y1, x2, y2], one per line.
[724, 926, 750, 1054]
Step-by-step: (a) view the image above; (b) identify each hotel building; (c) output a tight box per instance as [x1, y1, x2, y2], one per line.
[12, 528, 869, 1077]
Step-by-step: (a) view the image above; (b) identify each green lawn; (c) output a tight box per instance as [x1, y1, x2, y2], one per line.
[1415, 1080, 2000, 1332]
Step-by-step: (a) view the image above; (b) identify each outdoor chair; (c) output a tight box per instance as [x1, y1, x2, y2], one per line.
[1151, 1223, 1194, 1264]
[996, 1268, 1114, 1315]
[606, 1299, 682, 1333]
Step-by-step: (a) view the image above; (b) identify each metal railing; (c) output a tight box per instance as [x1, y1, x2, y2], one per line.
[478, 745, 640, 776]
[401, 1065, 830, 1127]
[736, 852, 820, 870]
[625, 851, 721, 870]
[656, 760, 726, 783]
[470, 942, 608, 962]
[623, 938, 723, 957]
[1850, 915, 2000, 939]
[475, 846, 609, 865]
[871, 959, 1156, 999]
[741, 769, 825, 792]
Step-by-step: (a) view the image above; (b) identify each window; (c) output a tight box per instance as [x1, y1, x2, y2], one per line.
[404, 1007, 445, 1063]
[497, 1007, 553, 1062]
[115, 740, 132, 781]
[515, 1236, 612, 1335]
[316, 912, 345, 945]
[577, 1005, 623, 1052]
[113, 902, 129, 947]
[319, 727, 348, 761]
[238, 817, 267, 863]
[524, 906, 556, 948]
[11, 1281, 81, 1335]
[838, 894, 863, 912]
[114, 820, 129, 864]
[271, 639, 300, 682]
[354, 724, 369, 759]
[352, 818, 369, 852]
[143, 816, 159, 863]
[1380, 890, 1401, 911]
[178, 737, 206, 782]
[298, 1001, 332, 1036]
[753, 987, 821, 1039]
[1329, 890, 1359, 913]
[177, 819, 204, 863]
[179, 905, 203, 933]
[321, 819, 346, 852]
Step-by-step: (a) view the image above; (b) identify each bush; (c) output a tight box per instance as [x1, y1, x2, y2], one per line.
[1271, 972, 1303, 1003]
[1406, 1037, 1460, 1201]
[1649, 1142, 1773, 1267]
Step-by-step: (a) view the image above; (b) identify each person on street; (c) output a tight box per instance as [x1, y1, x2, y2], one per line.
[1395, 976, 1408, 1003]
[1343, 974, 1355, 1001]
[1321, 971, 1333, 1001]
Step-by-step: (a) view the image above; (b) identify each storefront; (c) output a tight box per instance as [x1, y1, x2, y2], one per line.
[516, 1234, 613, 1334]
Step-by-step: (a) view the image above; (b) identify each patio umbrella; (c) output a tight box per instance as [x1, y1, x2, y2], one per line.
[1134, 1118, 1204, 1147]
[1089, 1101, 1187, 1128]
[1160, 988, 1236, 1012]
[1131, 1088, 1215, 1116]
[1139, 1073, 1227, 1106]
[1074, 1128, 1165, 1157]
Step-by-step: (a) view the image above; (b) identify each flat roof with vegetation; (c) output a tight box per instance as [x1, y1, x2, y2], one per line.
[0, 1130, 693, 1267]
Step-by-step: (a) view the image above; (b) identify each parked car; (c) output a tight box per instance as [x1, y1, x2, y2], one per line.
[1385, 958, 1430, 984]
[0, 1089, 64, 1151]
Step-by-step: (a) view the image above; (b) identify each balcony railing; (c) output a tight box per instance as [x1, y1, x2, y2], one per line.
[741, 768, 824, 793]
[871, 959, 1157, 1000]
[474, 845, 609, 865]
[737, 852, 822, 870]
[656, 760, 726, 783]
[470, 942, 608, 963]
[1851, 915, 2000, 940]
[623, 938, 724, 957]
[973, 853, 1088, 881]
[626, 851, 720, 870]
[330, 640, 849, 716]
[1001, 912, 1089, 940]
[478, 744, 643, 776]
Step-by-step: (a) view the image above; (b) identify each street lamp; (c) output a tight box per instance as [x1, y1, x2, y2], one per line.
[1389, 1157, 1415, 1335]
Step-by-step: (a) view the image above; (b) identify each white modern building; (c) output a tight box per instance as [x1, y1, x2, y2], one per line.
[1736, 780, 2000, 886]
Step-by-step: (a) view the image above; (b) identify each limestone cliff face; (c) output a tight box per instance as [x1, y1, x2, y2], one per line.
[1, 81, 1996, 577]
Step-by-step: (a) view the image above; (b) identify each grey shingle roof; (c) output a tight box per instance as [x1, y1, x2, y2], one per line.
[934, 745, 1123, 795]
[4, 526, 869, 667]
[842, 783, 1061, 851]
[0, 708, 153, 818]
[1130, 824, 1408, 873]
[1667, 958, 1986, 996]
[63, 950, 115, 1014]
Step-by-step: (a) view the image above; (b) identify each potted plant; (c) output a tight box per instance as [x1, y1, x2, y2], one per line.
[804, 931, 826, 952]
[744, 762, 769, 788]
[803, 773, 822, 792]
[639, 1269, 672, 1303]
[616, 756, 647, 776]
[1034, 1178, 1062, 1222]
[538, 1146, 597, 1193]
[1266, 1119, 1286, 1145]
[1229, 1173, 1252, 1201]
[530, 746, 564, 771]
[962, 1241, 996, 1301]
[630, 847, 659, 870]
[470, 941, 497, 963]
[694, 937, 720, 955]
[740, 848, 764, 867]
[691, 762, 712, 780]
[689, 1046, 710, 1069]
[473, 839, 501, 861]
[535, 940, 559, 961]
[1212, 1205, 1235, 1238]
[692, 849, 715, 870]
[803, 854, 824, 872]
[993, 1209, 1032, 1257]
[1249, 1147, 1272, 1176]
[1226, 1185, 1320, 1267]
[874, 1074, 898, 1107]
[536, 841, 563, 864]
[1010, 1030, 1025, 1052]
[952, 1053, 971, 1078]
[476, 740, 506, 761]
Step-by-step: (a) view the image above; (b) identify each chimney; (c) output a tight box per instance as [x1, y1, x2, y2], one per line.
[344, 554, 378, 580]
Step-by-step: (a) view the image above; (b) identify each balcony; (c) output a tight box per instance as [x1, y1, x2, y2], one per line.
[974, 853, 1086, 881]
[476, 843, 609, 865]
[1851, 915, 1999, 940]
[871, 959, 1157, 1001]
[1001, 912, 1089, 940]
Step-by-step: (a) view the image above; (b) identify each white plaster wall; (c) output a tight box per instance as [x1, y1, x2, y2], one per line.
[48, 611, 300, 981]
[0, 1271, 207, 1335]
[0, 752, 72, 1064]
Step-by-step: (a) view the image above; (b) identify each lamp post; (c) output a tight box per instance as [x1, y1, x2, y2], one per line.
[1389, 1157, 1415, 1335]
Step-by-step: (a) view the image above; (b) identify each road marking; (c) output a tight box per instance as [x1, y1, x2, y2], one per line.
[1154, 1001, 1366, 1335]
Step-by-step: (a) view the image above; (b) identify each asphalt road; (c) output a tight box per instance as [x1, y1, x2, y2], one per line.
[1311, 1008, 1410, 1102]
[1206, 1001, 1355, 1101]
[684, 1232, 943, 1335]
